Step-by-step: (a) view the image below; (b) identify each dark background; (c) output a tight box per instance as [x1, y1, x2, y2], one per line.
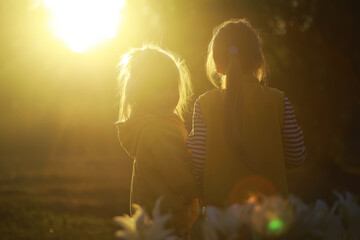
[0, 0, 359, 239]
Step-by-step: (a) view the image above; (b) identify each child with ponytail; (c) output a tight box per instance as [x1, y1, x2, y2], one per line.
[187, 19, 306, 208]
[116, 45, 199, 237]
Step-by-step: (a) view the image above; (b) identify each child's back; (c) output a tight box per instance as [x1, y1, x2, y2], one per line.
[117, 113, 197, 215]
[197, 77, 287, 207]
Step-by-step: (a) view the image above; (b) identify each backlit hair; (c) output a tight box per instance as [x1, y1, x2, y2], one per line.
[206, 18, 266, 88]
[117, 44, 192, 122]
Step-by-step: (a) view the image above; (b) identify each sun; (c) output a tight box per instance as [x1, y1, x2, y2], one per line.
[43, 0, 126, 53]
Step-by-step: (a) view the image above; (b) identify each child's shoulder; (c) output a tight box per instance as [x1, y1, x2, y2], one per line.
[140, 114, 187, 142]
[260, 85, 285, 104]
[197, 88, 223, 102]
[262, 85, 284, 96]
[198, 88, 222, 99]
[196, 88, 225, 109]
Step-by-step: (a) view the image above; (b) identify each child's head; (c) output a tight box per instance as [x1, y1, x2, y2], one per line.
[117, 45, 192, 121]
[206, 18, 266, 88]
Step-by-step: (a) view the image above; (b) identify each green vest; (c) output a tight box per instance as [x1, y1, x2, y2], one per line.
[199, 76, 287, 207]
[117, 114, 198, 216]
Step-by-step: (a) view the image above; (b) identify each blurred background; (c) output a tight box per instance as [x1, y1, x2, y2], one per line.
[0, 0, 359, 239]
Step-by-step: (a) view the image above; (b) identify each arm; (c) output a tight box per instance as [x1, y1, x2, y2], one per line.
[282, 96, 306, 169]
[186, 99, 207, 187]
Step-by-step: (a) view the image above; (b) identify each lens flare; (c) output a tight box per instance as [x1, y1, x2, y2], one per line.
[229, 175, 276, 204]
[250, 195, 294, 237]
[268, 218, 284, 233]
[43, 0, 126, 53]
[247, 194, 258, 204]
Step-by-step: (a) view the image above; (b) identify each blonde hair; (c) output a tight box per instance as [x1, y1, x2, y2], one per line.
[117, 44, 192, 122]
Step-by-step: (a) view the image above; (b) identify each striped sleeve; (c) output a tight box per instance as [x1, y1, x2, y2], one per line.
[186, 99, 207, 186]
[186, 95, 306, 185]
[282, 96, 306, 168]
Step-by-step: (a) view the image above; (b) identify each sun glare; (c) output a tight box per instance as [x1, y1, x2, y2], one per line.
[43, 0, 126, 53]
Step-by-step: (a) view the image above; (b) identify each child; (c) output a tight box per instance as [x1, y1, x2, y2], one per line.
[187, 19, 306, 208]
[116, 45, 199, 236]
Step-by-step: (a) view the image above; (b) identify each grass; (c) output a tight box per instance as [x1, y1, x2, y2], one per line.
[0, 153, 132, 240]
[0, 151, 358, 239]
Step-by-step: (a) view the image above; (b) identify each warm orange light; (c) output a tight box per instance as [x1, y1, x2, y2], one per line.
[247, 194, 258, 204]
[43, 0, 126, 53]
[229, 175, 276, 205]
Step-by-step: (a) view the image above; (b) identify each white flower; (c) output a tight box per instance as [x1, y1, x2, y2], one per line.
[114, 198, 181, 240]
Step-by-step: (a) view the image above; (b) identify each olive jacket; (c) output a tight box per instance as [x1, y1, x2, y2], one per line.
[117, 113, 198, 231]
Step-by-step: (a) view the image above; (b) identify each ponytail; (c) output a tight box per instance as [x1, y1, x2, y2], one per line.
[224, 47, 259, 171]
[224, 47, 244, 150]
[206, 19, 266, 168]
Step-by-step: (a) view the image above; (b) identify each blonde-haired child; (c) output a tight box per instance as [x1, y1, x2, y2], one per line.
[116, 45, 198, 236]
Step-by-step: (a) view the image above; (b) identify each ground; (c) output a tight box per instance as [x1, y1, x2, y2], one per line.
[0, 151, 358, 239]
[0, 153, 132, 240]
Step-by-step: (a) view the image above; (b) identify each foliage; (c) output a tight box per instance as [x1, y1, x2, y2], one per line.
[114, 192, 360, 240]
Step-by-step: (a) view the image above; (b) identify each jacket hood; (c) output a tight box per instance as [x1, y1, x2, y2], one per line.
[117, 113, 184, 158]
[117, 115, 156, 158]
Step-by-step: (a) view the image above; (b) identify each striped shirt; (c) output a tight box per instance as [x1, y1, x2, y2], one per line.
[186, 96, 306, 185]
